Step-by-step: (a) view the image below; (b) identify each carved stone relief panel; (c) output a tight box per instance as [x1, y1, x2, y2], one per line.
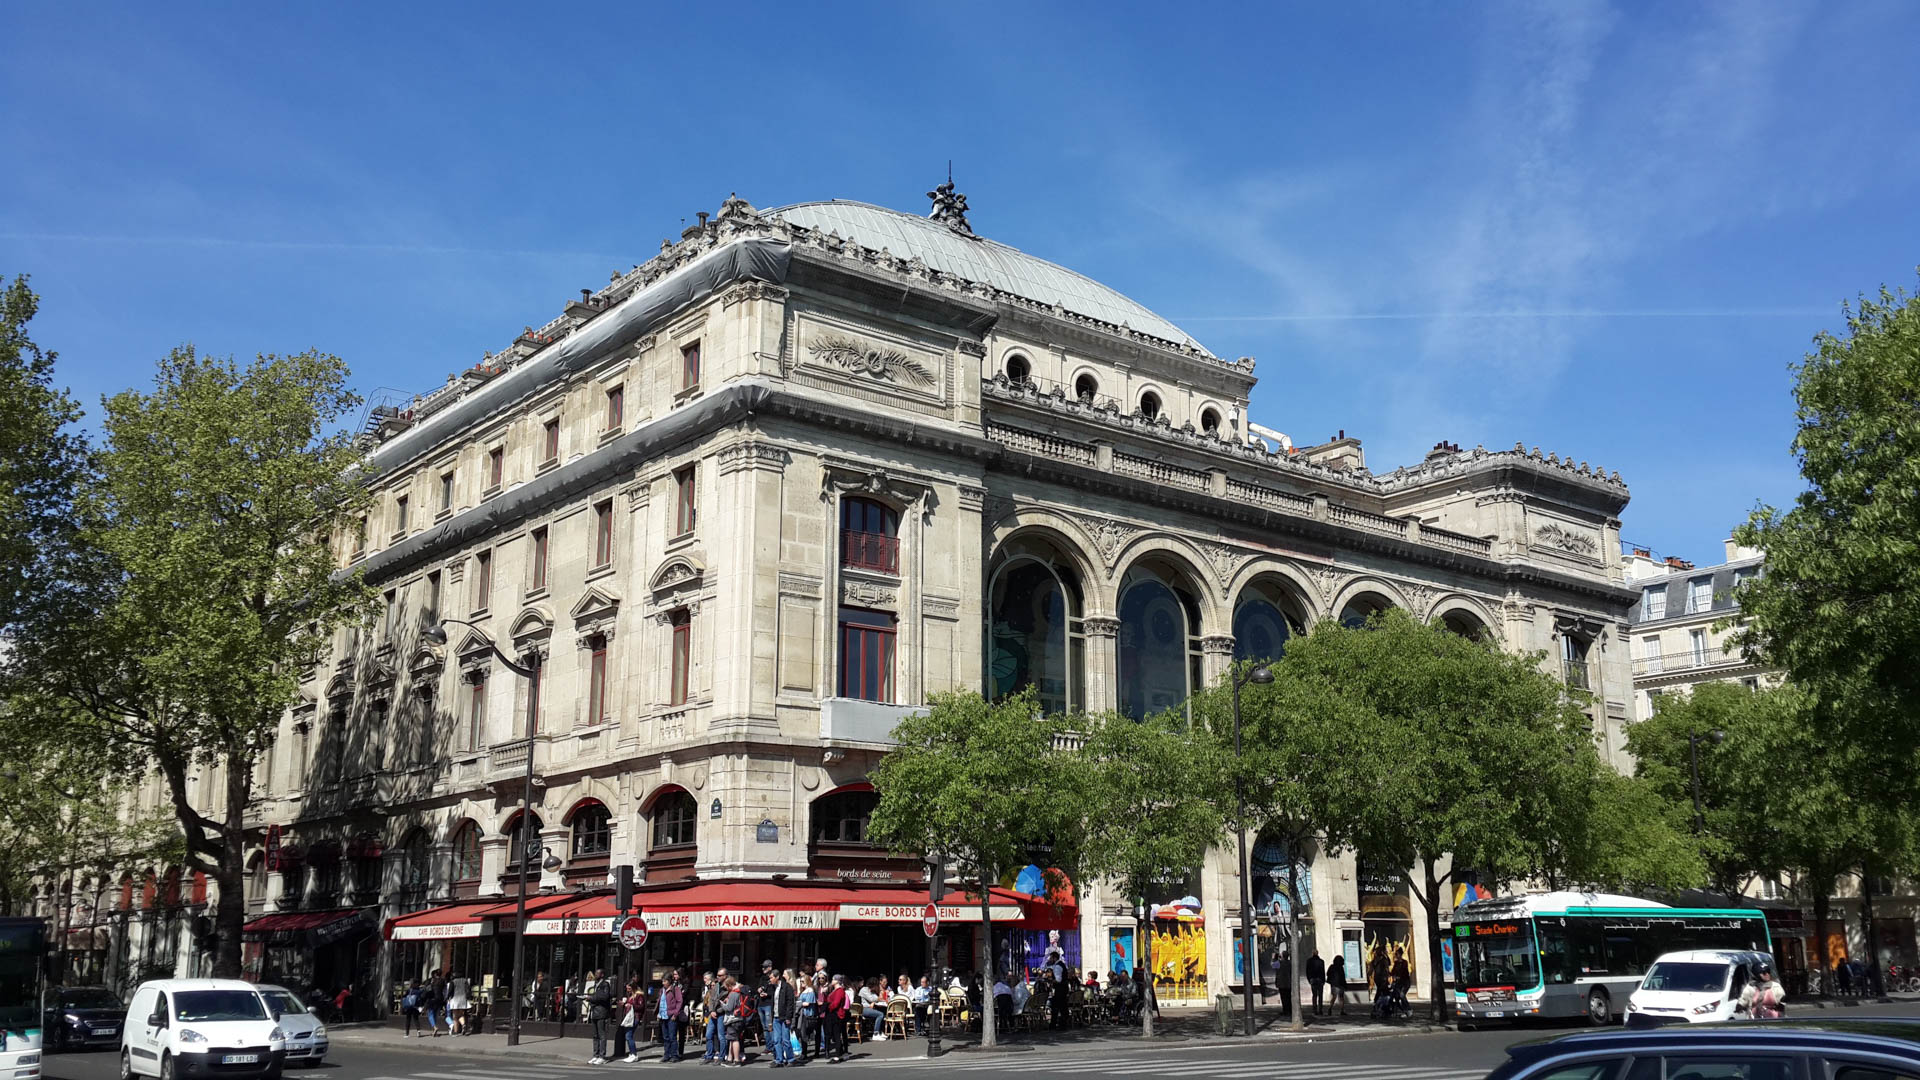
[791, 314, 948, 405]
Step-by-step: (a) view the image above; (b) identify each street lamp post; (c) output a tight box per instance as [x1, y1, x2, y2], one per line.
[1229, 662, 1274, 1037]
[1687, 729, 1724, 833]
[424, 618, 537, 1045]
[924, 851, 944, 1058]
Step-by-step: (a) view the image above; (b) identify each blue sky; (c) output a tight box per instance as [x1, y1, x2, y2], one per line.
[5, 1, 1917, 565]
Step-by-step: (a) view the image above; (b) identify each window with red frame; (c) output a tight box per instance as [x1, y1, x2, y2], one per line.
[587, 638, 608, 724]
[840, 497, 900, 573]
[605, 385, 624, 430]
[593, 500, 613, 567]
[669, 610, 691, 705]
[542, 418, 560, 463]
[838, 608, 896, 702]
[487, 446, 504, 489]
[674, 466, 697, 535]
[680, 341, 701, 389]
[530, 527, 549, 590]
[191, 871, 207, 905]
[450, 822, 481, 881]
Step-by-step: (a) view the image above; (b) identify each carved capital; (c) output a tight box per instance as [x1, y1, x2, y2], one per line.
[1200, 634, 1237, 657]
[1083, 616, 1121, 638]
[957, 485, 986, 512]
[624, 483, 651, 512]
[955, 340, 987, 357]
[716, 440, 790, 475]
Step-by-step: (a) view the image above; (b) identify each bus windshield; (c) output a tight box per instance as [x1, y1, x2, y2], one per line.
[1455, 921, 1541, 990]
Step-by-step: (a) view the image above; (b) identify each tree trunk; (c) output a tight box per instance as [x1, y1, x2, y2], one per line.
[1862, 871, 1882, 998]
[210, 748, 253, 977]
[978, 883, 996, 1048]
[1140, 913, 1154, 1038]
[1813, 890, 1832, 997]
[1287, 857, 1304, 1030]
[1415, 858, 1448, 1024]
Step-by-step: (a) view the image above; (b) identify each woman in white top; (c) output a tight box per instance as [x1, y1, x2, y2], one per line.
[447, 972, 472, 1034]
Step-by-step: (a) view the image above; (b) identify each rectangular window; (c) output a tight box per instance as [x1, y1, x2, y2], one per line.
[472, 551, 492, 612]
[838, 608, 897, 702]
[669, 611, 691, 706]
[530, 527, 549, 590]
[1690, 628, 1708, 665]
[674, 466, 697, 536]
[1640, 636, 1662, 673]
[525, 654, 543, 736]
[1642, 585, 1666, 620]
[1561, 635, 1591, 691]
[395, 494, 409, 534]
[594, 500, 614, 567]
[588, 641, 608, 725]
[352, 517, 367, 556]
[487, 446, 504, 490]
[542, 418, 560, 463]
[440, 471, 454, 511]
[681, 341, 701, 389]
[383, 589, 397, 637]
[426, 570, 441, 619]
[1687, 576, 1712, 614]
[467, 675, 486, 751]
[605, 385, 624, 431]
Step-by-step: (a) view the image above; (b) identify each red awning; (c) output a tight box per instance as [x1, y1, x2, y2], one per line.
[386, 899, 514, 941]
[519, 882, 1048, 936]
[243, 909, 367, 941]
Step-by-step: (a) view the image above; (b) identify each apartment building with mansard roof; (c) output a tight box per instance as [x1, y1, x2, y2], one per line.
[93, 187, 1644, 1013]
[1624, 539, 1775, 721]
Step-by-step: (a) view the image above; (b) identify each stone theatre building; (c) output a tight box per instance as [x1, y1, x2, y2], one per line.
[174, 187, 1640, 1015]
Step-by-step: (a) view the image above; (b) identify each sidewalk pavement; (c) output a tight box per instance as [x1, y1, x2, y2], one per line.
[331, 1005, 1446, 1065]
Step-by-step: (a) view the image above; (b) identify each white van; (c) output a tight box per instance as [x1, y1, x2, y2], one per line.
[1625, 950, 1776, 1027]
[120, 980, 285, 1080]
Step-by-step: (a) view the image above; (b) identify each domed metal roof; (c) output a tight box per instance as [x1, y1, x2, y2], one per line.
[764, 200, 1206, 353]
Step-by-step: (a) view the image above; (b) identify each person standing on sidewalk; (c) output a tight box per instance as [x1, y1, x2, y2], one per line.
[620, 976, 645, 1062]
[587, 967, 615, 1065]
[822, 975, 851, 1063]
[400, 980, 423, 1037]
[770, 969, 797, 1068]
[702, 971, 725, 1063]
[1327, 953, 1348, 1017]
[757, 961, 777, 1052]
[447, 971, 471, 1035]
[659, 970, 686, 1063]
[422, 972, 447, 1036]
[722, 977, 748, 1067]
[1305, 950, 1326, 1017]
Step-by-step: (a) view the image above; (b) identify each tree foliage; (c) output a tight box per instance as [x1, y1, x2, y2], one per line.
[4, 346, 373, 976]
[0, 274, 90, 630]
[1732, 279, 1920, 785]
[866, 688, 1081, 1047]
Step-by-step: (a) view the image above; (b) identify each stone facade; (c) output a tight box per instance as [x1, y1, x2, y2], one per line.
[84, 191, 1640, 1007]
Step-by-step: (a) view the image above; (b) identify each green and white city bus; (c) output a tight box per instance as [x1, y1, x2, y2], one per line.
[1452, 892, 1771, 1027]
[0, 917, 47, 1080]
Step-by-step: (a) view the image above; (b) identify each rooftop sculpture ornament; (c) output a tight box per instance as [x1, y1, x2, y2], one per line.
[927, 178, 975, 236]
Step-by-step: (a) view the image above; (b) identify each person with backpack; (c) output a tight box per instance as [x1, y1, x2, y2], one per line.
[722, 976, 749, 1066]
[658, 970, 686, 1062]
[399, 980, 423, 1037]
[1327, 953, 1348, 1017]
[822, 974, 851, 1063]
[420, 972, 447, 1036]
[587, 968, 615, 1065]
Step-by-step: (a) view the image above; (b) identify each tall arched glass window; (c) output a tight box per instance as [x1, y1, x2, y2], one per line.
[570, 802, 612, 857]
[1233, 580, 1305, 663]
[650, 789, 698, 849]
[1339, 592, 1393, 628]
[986, 546, 1085, 715]
[449, 822, 481, 883]
[1117, 560, 1204, 721]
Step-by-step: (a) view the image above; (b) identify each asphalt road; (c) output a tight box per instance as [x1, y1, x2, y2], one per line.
[44, 1000, 1920, 1080]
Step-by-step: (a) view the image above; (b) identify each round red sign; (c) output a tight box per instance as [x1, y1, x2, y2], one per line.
[617, 914, 649, 950]
[921, 903, 940, 939]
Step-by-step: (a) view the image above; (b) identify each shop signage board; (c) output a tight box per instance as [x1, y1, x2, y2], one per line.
[616, 915, 649, 950]
[530, 908, 841, 935]
[837, 902, 1021, 923]
[391, 921, 494, 941]
[922, 904, 939, 938]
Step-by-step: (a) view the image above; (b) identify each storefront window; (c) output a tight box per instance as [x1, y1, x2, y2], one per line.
[1118, 561, 1204, 721]
[987, 546, 1085, 715]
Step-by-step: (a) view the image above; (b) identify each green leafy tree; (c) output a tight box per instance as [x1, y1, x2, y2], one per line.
[0, 274, 90, 629]
[867, 688, 1082, 1048]
[1732, 279, 1920, 786]
[5, 347, 373, 977]
[1241, 610, 1608, 1020]
[1072, 708, 1226, 1036]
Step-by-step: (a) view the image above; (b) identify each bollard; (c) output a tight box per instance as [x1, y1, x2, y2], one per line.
[1216, 993, 1236, 1035]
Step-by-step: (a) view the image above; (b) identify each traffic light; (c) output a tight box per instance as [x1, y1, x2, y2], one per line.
[615, 865, 633, 912]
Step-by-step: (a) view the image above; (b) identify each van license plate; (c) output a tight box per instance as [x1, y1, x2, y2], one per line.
[221, 1055, 259, 1065]
[1485, 1011, 1505, 1018]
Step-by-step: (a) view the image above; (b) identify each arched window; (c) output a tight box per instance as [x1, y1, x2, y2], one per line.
[986, 539, 1087, 715]
[1117, 559, 1204, 720]
[503, 811, 544, 869]
[571, 802, 612, 857]
[1200, 408, 1221, 435]
[841, 497, 900, 574]
[811, 789, 880, 846]
[1074, 374, 1099, 403]
[650, 789, 698, 850]
[1005, 355, 1031, 385]
[1139, 392, 1162, 421]
[1440, 610, 1491, 642]
[449, 821, 482, 882]
[1233, 580, 1307, 664]
[1339, 592, 1393, 628]
[400, 829, 431, 908]
[246, 856, 267, 907]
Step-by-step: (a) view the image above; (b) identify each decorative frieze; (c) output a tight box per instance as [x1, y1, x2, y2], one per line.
[716, 441, 790, 475]
[1534, 523, 1599, 557]
[777, 571, 823, 599]
[1071, 512, 1139, 573]
[807, 333, 937, 388]
[841, 579, 897, 608]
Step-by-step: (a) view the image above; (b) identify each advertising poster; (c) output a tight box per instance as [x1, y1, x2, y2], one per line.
[1108, 927, 1135, 976]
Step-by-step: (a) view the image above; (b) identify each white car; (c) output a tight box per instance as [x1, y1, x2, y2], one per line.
[252, 988, 325, 1067]
[120, 979, 286, 1080]
[1625, 949, 1776, 1027]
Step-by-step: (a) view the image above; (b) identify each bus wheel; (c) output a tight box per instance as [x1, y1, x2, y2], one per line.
[1585, 988, 1611, 1026]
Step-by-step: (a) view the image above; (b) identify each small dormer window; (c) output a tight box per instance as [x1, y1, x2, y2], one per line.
[1006, 355, 1030, 385]
[1074, 374, 1099, 403]
[1200, 408, 1221, 435]
[1140, 392, 1162, 420]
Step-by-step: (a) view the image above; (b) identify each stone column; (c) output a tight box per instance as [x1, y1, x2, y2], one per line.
[1201, 634, 1237, 686]
[478, 837, 510, 898]
[429, 841, 454, 902]
[1083, 617, 1120, 713]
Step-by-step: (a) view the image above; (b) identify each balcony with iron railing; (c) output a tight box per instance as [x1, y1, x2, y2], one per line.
[841, 530, 900, 574]
[1632, 644, 1749, 678]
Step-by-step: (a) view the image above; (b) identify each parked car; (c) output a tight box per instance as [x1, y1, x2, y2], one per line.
[1625, 949, 1775, 1027]
[1481, 1018, 1920, 1080]
[44, 986, 127, 1052]
[252, 987, 325, 1067]
[119, 979, 285, 1080]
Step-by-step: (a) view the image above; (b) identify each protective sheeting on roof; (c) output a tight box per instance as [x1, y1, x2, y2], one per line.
[765, 200, 1204, 352]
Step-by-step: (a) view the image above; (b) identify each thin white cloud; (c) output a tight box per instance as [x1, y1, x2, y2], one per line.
[0, 231, 628, 261]
[1176, 307, 1829, 323]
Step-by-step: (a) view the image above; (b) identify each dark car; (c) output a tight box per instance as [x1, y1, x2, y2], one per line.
[1484, 1018, 1920, 1080]
[42, 985, 128, 1051]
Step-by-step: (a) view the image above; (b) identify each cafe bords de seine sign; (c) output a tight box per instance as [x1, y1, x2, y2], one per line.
[523, 901, 1020, 936]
